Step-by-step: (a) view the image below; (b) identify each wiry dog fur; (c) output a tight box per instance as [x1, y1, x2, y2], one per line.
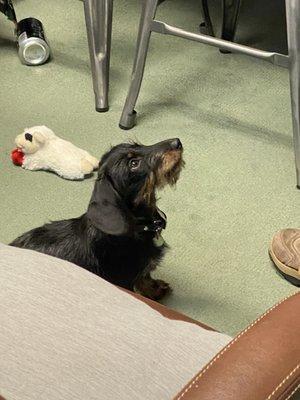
[10, 138, 184, 300]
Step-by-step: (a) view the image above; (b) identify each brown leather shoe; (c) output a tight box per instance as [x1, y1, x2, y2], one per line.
[269, 229, 300, 286]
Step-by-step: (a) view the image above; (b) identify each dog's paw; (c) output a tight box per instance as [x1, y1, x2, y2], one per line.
[145, 279, 172, 301]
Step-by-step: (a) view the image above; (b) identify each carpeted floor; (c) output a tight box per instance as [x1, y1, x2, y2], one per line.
[0, 0, 299, 336]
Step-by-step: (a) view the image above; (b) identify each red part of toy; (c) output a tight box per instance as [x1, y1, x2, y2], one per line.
[11, 148, 24, 166]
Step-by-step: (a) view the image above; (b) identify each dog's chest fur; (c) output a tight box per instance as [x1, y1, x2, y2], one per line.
[92, 233, 166, 289]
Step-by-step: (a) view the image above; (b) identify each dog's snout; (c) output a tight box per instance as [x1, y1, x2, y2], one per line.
[25, 133, 33, 142]
[170, 138, 182, 150]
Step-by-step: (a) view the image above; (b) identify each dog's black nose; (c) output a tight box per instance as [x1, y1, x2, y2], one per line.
[25, 133, 33, 142]
[170, 138, 182, 150]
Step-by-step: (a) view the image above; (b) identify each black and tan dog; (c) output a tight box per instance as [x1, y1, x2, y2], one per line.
[10, 138, 184, 300]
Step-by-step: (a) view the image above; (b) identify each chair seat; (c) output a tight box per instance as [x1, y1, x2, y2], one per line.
[0, 244, 231, 400]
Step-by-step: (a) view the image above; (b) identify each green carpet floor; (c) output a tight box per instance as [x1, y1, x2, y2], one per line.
[0, 0, 299, 336]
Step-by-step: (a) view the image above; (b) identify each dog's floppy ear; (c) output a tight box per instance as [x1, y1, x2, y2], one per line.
[87, 177, 131, 235]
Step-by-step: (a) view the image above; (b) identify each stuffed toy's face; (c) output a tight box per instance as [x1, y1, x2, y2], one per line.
[15, 129, 47, 154]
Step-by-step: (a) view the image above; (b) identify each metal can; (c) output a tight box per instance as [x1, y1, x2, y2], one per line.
[16, 17, 50, 66]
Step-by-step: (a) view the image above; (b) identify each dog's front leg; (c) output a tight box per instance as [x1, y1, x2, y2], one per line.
[134, 272, 171, 301]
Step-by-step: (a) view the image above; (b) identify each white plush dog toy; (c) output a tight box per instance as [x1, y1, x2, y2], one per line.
[11, 126, 99, 180]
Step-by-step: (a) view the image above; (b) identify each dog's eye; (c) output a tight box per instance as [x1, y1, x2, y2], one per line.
[129, 159, 141, 170]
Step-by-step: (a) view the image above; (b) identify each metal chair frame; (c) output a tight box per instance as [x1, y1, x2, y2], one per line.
[84, 0, 300, 187]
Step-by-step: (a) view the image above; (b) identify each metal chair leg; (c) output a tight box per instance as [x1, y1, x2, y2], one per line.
[199, 0, 215, 36]
[220, 0, 241, 53]
[286, 0, 300, 188]
[119, 0, 159, 130]
[84, 0, 113, 112]
[221, 0, 241, 41]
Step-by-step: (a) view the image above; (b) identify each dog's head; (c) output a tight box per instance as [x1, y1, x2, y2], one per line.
[87, 138, 184, 235]
[15, 126, 55, 154]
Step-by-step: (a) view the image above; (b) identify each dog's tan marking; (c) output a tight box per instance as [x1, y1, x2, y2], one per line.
[156, 150, 184, 188]
[135, 171, 156, 207]
[134, 272, 171, 300]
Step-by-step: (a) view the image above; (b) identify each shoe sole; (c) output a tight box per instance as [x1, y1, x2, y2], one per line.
[269, 245, 300, 287]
